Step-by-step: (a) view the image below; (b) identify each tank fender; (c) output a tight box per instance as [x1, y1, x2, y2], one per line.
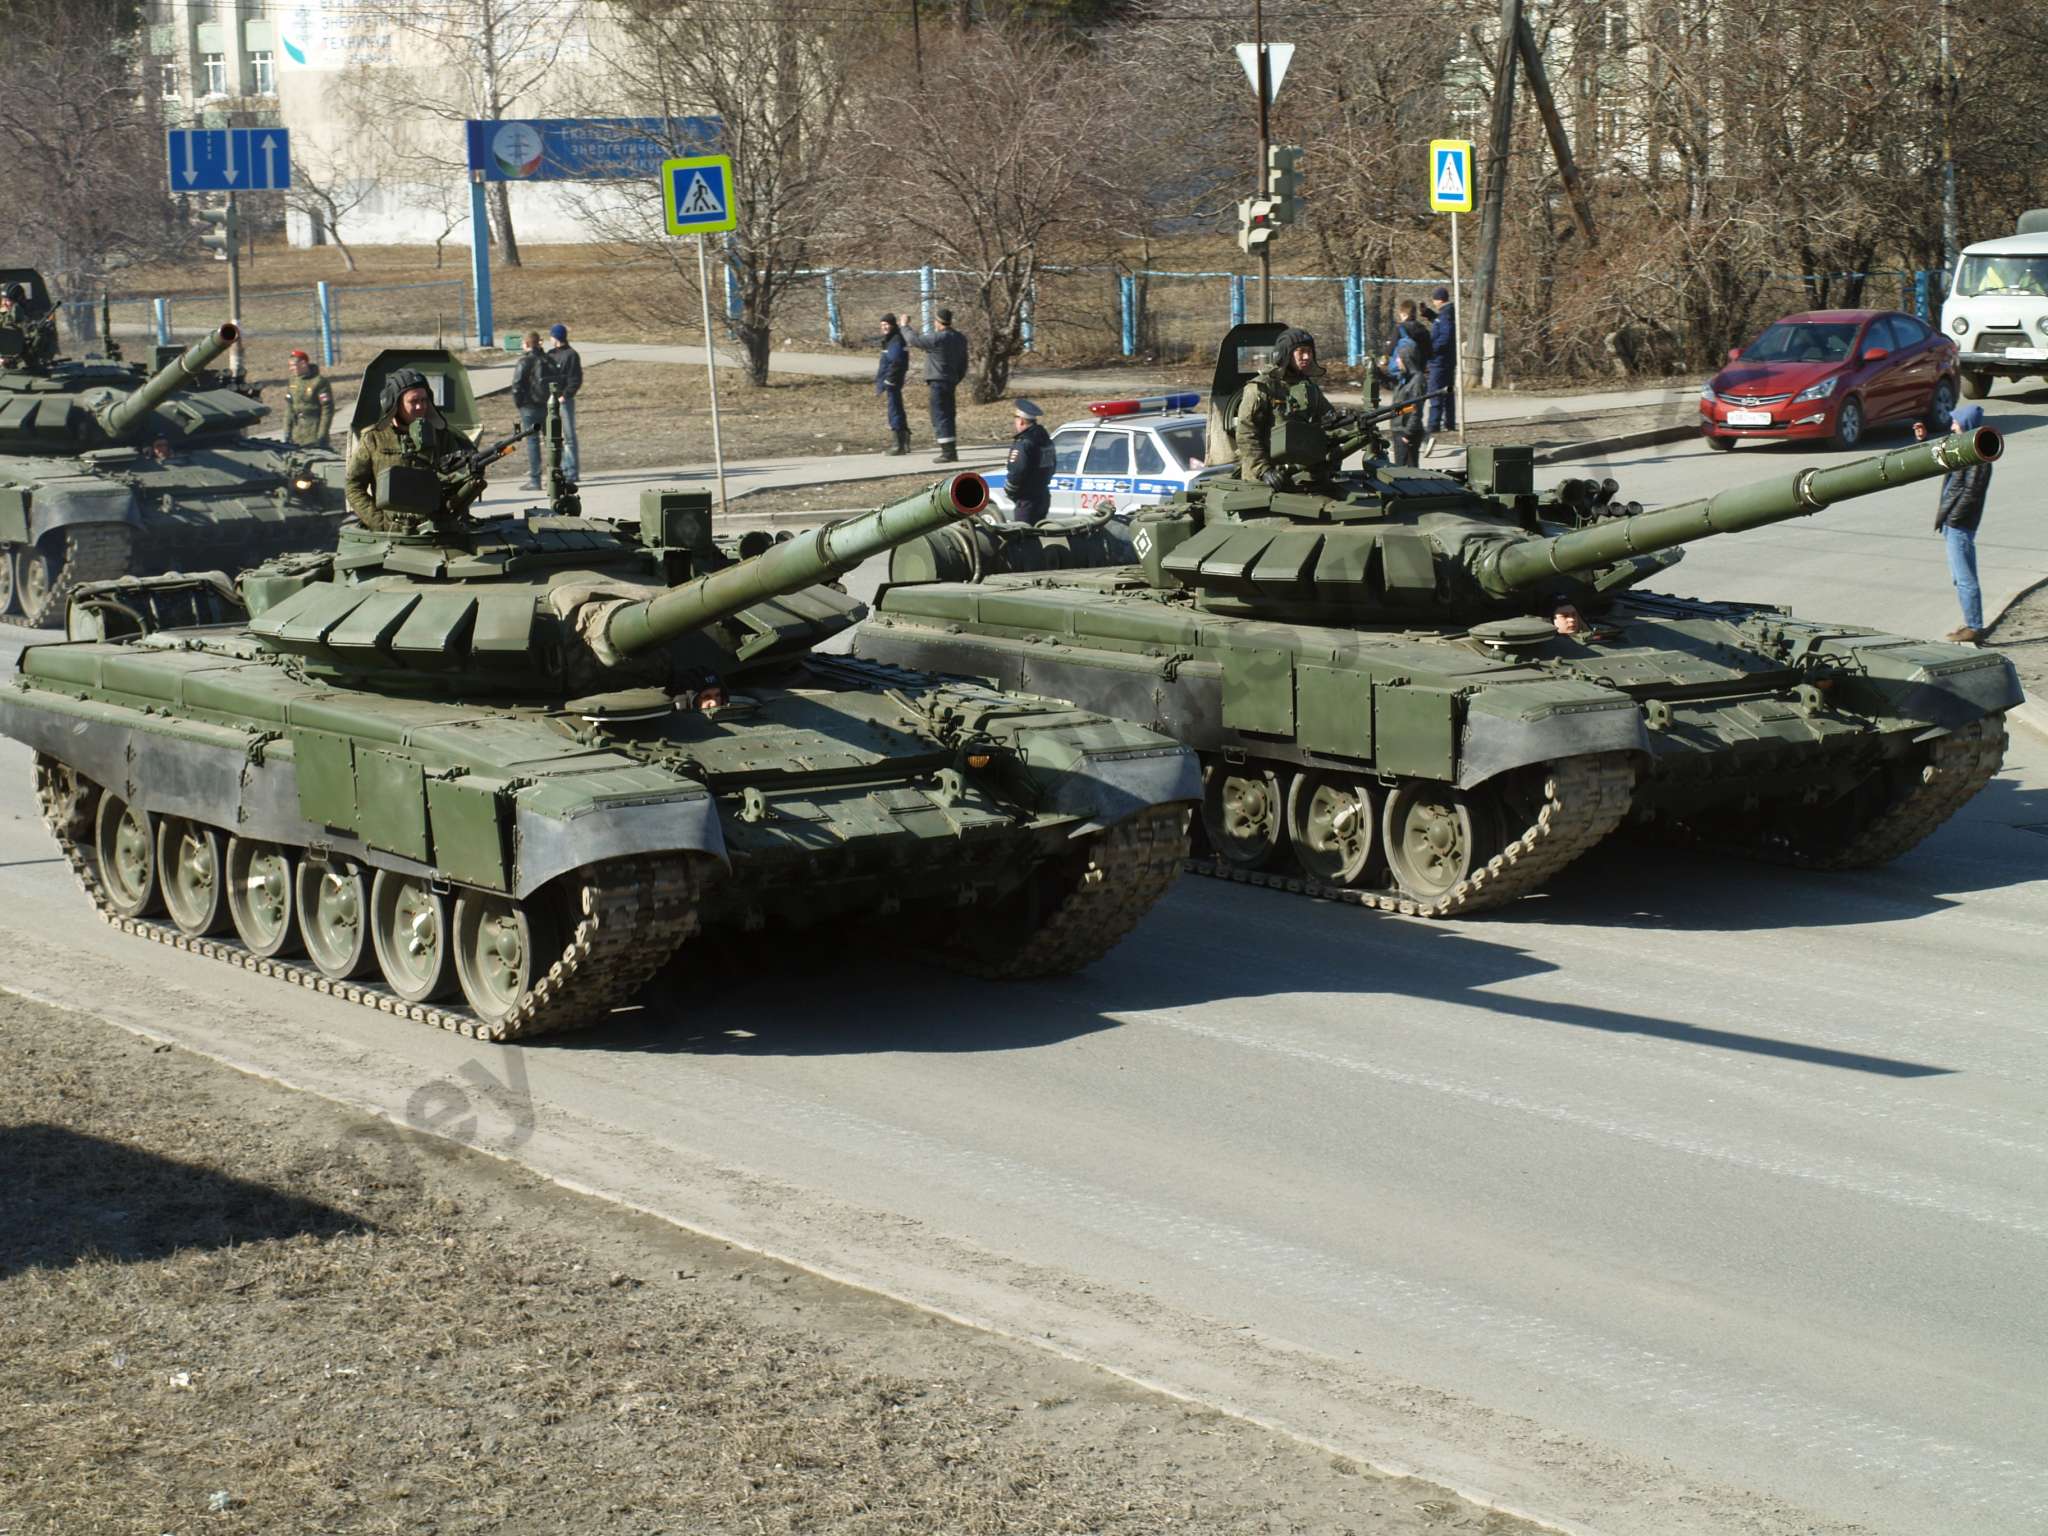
[1809, 636, 2022, 729]
[1457, 686, 1649, 788]
[982, 713, 1200, 832]
[0, 685, 727, 899]
[18, 478, 142, 544]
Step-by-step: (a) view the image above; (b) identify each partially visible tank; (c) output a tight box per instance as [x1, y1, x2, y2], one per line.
[0, 447, 1196, 1040]
[0, 270, 345, 627]
[856, 323, 2020, 916]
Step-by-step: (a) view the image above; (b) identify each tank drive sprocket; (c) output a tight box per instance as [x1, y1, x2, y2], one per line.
[6, 525, 135, 629]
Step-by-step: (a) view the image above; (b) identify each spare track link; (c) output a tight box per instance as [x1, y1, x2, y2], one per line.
[950, 805, 1190, 978]
[34, 755, 700, 1042]
[1187, 752, 1636, 917]
[1768, 714, 2008, 870]
[9, 525, 134, 629]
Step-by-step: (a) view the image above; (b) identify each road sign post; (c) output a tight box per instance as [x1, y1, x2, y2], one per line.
[1430, 139, 1475, 443]
[1235, 34, 1293, 322]
[170, 127, 289, 380]
[663, 155, 740, 518]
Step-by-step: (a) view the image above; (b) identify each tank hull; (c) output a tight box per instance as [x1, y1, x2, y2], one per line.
[857, 575, 2019, 914]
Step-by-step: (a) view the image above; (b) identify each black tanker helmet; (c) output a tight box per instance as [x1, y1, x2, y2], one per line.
[1274, 327, 1317, 369]
[380, 367, 431, 418]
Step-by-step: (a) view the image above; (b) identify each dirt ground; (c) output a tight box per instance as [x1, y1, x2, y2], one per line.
[1984, 576, 2048, 701]
[0, 990, 1542, 1536]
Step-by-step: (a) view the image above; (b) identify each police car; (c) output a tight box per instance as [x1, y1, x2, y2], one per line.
[983, 392, 1228, 518]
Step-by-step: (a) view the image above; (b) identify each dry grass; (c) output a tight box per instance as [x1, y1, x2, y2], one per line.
[0, 991, 1540, 1536]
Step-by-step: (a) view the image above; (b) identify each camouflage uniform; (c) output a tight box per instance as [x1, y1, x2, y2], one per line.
[344, 417, 475, 532]
[285, 367, 335, 448]
[1234, 362, 1344, 486]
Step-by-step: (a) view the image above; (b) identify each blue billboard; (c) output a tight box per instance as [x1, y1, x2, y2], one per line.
[464, 117, 721, 182]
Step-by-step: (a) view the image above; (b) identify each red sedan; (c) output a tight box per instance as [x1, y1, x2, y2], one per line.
[1699, 309, 1959, 451]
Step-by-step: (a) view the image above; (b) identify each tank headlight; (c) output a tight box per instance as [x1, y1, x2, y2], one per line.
[1951, 316, 1969, 335]
[291, 473, 318, 493]
[1791, 376, 1839, 403]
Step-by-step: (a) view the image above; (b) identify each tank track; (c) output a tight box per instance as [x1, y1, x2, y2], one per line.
[1715, 714, 2008, 870]
[6, 525, 135, 629]
[1187, 753, 1636, 917]
[941, 805, 1190, 978]
[35, 757, 701, 1042]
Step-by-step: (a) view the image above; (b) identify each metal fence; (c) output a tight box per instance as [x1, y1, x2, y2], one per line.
[79, 276, 473, 370]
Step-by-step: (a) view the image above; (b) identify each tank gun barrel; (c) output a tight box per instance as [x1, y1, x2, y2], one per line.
[97, 323, 239, 439]
[604, 473, 988, 656]
[1483, 427, 2002, 596]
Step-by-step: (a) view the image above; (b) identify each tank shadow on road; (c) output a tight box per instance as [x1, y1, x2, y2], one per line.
[566, 874, 1952, 1078]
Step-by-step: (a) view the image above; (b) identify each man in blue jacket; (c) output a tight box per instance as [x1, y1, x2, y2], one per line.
[899, 308, 969, 463]
[1919, 403, 1993, 643]
[1425, 286, 1457, 442]
[875, 314, 910, 455]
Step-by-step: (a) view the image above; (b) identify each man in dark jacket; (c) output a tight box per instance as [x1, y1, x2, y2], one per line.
[510, 331, 550, 489]
[899, 308, 969, 463]
[1004, 399, 1056, 524]
[1425, 285, 1457, 438]
[1920, 403, 1993, 643]
[544, 323, 582, 483]
[875, 314, 910, 455]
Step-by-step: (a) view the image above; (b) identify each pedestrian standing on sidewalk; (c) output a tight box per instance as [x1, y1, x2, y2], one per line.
[1918, 403, 1993, 643]
[875, 313, 910, 455]
[511, 331, 550, 489]
[899, 308, 969, 463]
[1004, 399, 1055, 524]
[1383, 301, 1429, 467]
[544, 323, 583, 483]
[284, 349, 334, 450]
[1425, 285, 1458, 442]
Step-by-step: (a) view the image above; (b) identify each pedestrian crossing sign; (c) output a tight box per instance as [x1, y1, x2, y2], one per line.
[1429, 139, 1474, 213]
[662, 154, 738, 236]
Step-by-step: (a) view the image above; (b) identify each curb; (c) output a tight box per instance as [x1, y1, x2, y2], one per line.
[2010, 697, 2048, 744]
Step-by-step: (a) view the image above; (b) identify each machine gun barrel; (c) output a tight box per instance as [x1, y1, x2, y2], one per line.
[1329, 387, 1452, 458]
[1484, 427, 2002, 595]
[604, 473, 987, 657]
[97, 323, 239, 439]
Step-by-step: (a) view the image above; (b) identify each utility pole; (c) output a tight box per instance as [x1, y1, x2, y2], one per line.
[1512, 11, 1595, 246]
[1469, 0, 1521, 390]
[1939, 0, 1959, 271]
[1253, 0, 1272, 321]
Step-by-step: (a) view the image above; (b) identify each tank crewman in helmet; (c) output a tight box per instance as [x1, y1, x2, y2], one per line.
[0, 282, 57, 370]
[1234, 326, 1354, 491]
[345, 368, 484, 532]
[284, 348, 335, 449]
[1005, 398, 1056, 524]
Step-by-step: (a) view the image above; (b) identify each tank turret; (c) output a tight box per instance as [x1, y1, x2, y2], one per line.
[95, 323, 240, 439]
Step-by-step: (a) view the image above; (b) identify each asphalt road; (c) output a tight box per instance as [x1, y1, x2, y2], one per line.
[1, 427, 2043, 1536]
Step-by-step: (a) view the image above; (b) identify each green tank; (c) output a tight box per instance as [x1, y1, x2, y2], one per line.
[0, 270, 345, 628]
[855, 324, 2020, 916]
[0, 449, 1195, 1039]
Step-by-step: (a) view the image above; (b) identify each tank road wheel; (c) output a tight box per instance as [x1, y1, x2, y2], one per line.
[1200, 760, 1287, 871]
[453, 891, 559, 1028]
[93, 793, 163, 918]
[296, 856, 375, 980]
[157, 818, 230, 936]
[1381, 780, 1502, 906]
[225, 838, 301, 958]
[370, 871, 457, 1003]
[15, 542, 58, 626]
[1284, 771, 1378, 886]
[0, 542, 16, 616]
[33, 754, 97, 842]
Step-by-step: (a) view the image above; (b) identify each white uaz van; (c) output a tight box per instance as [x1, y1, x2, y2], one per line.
[1942, 210, 2048, 399]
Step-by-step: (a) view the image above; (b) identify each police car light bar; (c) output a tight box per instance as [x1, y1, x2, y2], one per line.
[1087, 391, 1201, 418]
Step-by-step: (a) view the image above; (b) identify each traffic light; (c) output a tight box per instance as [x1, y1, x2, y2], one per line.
[1265, 145, 1304, 225]
[196, 202, 238, 261]
[1237, 196, 1278, 253]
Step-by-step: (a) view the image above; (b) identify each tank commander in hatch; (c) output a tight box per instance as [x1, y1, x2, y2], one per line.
[0, 282, 56, 370]
[1234, 327, 1357, 492]
[345, 368, 485, 533]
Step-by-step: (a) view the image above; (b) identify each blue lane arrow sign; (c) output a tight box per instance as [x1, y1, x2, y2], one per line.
[167, 128, 293, 193]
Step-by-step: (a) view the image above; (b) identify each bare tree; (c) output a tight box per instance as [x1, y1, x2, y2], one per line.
[565, 0, 869, 387]
[342, 0, 584, 267]
[858, 22, 1123, 401]
[0, 0, 180, 300]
